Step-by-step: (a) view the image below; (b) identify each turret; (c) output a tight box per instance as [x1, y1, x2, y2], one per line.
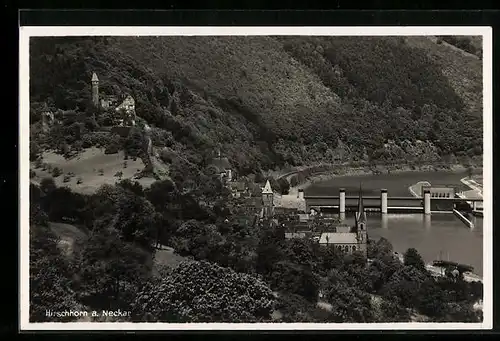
[262, 180, 274, 219]
[91, 72, 99, 107]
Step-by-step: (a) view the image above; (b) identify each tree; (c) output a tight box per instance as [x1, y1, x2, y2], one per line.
[171, 220, 224, 262]
[124, 127, 144, 158]
[415, 279, 447, 318]
[43, 186, 86, 222]
[268, 261, 320, 302]
[30, 140, 42, 161]
[117, 178, 145, 197]
[323, 282, 374, 322]
[114, 192, 158, 250]
[317, 245, 344, 275]
[283, 239, 315, 267]
[380, 265, 429, 308]
[30, 221, 84, 321]
[51, 167, 63, 178]
[105, 134, 122, 154]
[403, 247, 426, 271]
[132, 260, 276, 322]
[379, 297, 410, 322]
[277, 177, 290, 195]
[74, 227, 153, 313]
[145, 179, 178, 210]
[367, 237, 393, 260]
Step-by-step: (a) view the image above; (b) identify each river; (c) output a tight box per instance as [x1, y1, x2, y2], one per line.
[305, 170, 483, 276]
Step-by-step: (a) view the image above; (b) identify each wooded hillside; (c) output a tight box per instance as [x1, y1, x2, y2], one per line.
[30, 35, 483, 175]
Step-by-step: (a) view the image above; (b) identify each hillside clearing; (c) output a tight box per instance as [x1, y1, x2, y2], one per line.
[48, 222, 88, 256]
[152, 245, 189, 276]
[30, 147, 157, 194]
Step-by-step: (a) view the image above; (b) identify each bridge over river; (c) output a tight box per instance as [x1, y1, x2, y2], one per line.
[301, 170, 484, 276]
[304, 194, 483, 213]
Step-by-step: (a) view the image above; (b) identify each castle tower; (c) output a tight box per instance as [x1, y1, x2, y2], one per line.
[262, 179, 274, 219]
[91, 72, 99, 107]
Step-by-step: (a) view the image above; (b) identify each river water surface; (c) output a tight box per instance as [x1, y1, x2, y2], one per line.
[305, 170, 484, 276]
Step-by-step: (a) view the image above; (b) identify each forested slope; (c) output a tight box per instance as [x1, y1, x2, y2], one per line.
[30, 35, 483, 177]
[28, 35, 484, 323]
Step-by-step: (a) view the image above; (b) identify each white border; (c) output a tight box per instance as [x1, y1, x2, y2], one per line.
[19, 26, 493, 331]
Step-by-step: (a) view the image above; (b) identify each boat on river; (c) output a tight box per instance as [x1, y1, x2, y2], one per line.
[432, 260, 475, 273]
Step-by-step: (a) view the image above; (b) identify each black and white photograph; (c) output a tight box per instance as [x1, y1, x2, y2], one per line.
[20, 26, 492, 330]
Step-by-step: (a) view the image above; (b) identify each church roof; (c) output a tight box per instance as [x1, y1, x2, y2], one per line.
[319, 232, 358, 244]
[262, 180, 273, 194]
[211, 157, 231, 170]
[285, 232, 307, 239]
[231, 181, 246, 191]
[92, 72, 99, 82]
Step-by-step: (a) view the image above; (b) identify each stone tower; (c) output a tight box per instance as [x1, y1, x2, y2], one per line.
[91, 72, 99, 107]
[262, 179, 274, 219]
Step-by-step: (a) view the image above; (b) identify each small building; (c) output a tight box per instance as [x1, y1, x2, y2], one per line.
[319, 232, 361, 254]
[115, 95, 136, 126]
[211, 150, 233, 183]
[423, 184, 456, 211]
[100, 95, 119, 110]
[315, 186, 368, 256]
[285, 232, 307, 240]
[230, 181, 248, 198]
[423, 185, 456, 198]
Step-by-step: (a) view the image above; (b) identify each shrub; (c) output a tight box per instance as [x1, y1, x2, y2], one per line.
[105, 134, 122, 155]
[98, 168, 104, 176]
[124, 128, 144, 158]
[76, 177, 83, 184]
[52, 167, 62, 178]
[63, 174, 71, 183]
[277, 177, 290, 195]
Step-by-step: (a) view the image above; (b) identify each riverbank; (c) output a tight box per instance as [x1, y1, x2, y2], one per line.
[288, 164, 470, 190]
[274, 164, 474, 209]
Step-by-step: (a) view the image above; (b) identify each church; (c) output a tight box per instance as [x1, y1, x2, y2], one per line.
[260, 180, 368, 256]
[317, 188, 368, 256]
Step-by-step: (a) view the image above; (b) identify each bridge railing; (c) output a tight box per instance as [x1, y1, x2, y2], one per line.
[304, 196, 483, 202]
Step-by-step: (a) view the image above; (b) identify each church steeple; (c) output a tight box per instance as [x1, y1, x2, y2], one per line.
[91, 72, 99, 107]
[262, 180, 274, 219]
[355, 183, 367, 225]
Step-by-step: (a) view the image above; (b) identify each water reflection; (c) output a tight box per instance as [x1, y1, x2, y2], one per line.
[381, 213, 388, 229]
[424, 214, 431, 230]
[339, 212, 346, 222]
[340, 212, 483, 276]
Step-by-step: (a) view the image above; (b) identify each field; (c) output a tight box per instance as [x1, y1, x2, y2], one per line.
[30, 147, 157, 194]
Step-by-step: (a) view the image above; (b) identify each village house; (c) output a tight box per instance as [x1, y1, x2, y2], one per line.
[268, 183, 368, 256]
[91, 72, 137, 129]
[211, 149, 233, 184]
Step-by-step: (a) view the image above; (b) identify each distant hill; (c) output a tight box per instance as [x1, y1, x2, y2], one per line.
[29, 35, 483, 180]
